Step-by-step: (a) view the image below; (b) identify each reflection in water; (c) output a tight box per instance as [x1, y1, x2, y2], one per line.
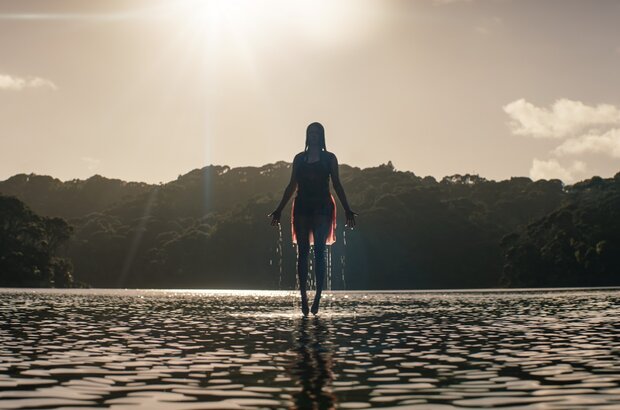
[290, 317, 336, 410]
[2, 288, 620, 409]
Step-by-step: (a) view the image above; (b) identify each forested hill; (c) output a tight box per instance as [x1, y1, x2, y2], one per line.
[1, 162, 619, 289]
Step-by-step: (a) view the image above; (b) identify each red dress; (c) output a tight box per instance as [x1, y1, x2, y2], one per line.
[291, 152, 337, 246]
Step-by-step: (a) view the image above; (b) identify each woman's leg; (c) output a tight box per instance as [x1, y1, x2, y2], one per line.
[294, 214, 312, 315]
[310, 213, 331, 314]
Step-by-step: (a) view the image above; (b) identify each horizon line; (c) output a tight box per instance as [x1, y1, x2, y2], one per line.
[1, 160, 618, 186]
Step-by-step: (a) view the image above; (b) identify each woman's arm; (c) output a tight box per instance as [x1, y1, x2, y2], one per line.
[269, 155, 300, 225]
[329, 153, 357, 227]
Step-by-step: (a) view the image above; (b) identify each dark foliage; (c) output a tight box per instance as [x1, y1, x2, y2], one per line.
[1, 164, 617, 289]
[0, 195, 74, 287]
[501, 173, 620, 287]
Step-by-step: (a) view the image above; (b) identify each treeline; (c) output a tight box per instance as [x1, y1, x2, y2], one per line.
[0, 196, 73, 287]
[0, 162, 618, 289]
[501, 175, 620, 287]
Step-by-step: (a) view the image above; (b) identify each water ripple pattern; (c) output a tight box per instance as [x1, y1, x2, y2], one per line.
[2, 288, 620, 409]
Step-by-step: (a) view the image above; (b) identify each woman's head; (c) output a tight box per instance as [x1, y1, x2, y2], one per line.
[305, 122, 326, 151]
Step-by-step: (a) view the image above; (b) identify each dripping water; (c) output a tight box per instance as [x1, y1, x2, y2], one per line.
[308, 245, 315, 291]
[326, 246, 332, 291]
[340, 229, 347, 290]
[277, 223, 283, 289]
[294, 243, 299, 311]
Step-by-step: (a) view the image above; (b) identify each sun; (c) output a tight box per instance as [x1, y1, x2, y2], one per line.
[152, 0, 376, 48]
[163, 0, 276, 36]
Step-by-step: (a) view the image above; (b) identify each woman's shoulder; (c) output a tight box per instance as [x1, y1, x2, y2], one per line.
[323, 151, 337, 161]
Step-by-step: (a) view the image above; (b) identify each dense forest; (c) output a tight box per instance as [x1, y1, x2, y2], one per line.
[1, 162, 618, 289]
[0, 195, 73, 287]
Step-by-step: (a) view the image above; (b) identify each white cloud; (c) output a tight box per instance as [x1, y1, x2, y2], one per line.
[529, 158, 586, 183]
[503, 98, 620, 139]
[504, 98, 620, 180]
[0, 73, 57, 91]
[554, 128, 620, 158]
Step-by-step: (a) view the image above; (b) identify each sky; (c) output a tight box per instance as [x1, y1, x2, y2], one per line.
[1, 0, 619, 184]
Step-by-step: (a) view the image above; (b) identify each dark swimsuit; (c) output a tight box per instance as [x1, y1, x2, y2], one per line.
[291, 151, 337, 245]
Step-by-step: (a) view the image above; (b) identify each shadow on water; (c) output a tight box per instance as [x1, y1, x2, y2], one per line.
[289, 317, 336, 410]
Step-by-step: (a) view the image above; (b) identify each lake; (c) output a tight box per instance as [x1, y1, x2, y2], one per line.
[1, 288, 620, 409]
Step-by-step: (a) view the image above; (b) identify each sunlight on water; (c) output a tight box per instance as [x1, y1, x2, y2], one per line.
[2, 288, 620, 409]
[103, 220, 618, 408]
[154, 289, 290, 297]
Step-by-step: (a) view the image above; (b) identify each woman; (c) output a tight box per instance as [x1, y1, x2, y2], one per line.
[269, 122, 356, 316]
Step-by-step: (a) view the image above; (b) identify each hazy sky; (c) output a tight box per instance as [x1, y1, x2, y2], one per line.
[1, 0, 619, 183]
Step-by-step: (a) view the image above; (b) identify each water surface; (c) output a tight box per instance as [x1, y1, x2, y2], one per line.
[2, 288, 620, 409]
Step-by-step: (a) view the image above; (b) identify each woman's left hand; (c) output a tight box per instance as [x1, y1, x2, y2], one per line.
[345, 210, 358, 228]
[268, 209, 282, 226]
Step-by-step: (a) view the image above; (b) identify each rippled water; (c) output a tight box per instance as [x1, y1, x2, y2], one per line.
[2, 288, 620, 409]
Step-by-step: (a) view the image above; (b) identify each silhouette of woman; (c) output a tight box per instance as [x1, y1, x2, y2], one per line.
[269, 122, 356, 316]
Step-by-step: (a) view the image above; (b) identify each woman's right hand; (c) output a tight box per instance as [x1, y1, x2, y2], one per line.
[268, 209, 282, 226]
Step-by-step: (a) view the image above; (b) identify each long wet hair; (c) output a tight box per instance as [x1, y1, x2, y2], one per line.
[305, 122, 326, 151]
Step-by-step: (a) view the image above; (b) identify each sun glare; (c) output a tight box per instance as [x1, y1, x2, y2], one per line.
[159, 0, 382, 48]
[166, 0, 284, 37]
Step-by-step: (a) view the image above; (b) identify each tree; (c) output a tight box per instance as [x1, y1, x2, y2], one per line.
[0, 195, 74, 287]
